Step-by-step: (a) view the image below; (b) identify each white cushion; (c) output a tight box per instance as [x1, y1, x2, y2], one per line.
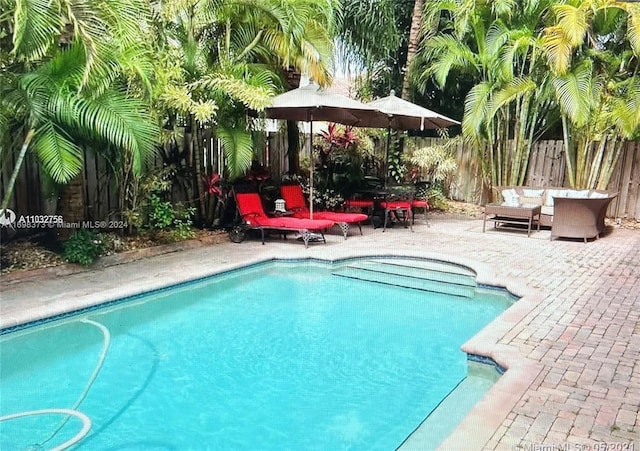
[541, 205, 554, 216]
[501, 188, 519, 206]
[544, 189, 568, 207]
[589, 191, 609, 199]
[566, 189, 590, 199]
[523, 189, 545, 198]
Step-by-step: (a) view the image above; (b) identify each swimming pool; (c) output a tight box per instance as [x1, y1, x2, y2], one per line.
[0, 257, 514, 450]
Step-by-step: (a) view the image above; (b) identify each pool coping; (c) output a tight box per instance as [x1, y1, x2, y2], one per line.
[0, 249, 542, 449]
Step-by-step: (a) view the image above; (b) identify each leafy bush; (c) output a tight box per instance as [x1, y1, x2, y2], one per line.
[169, 207, 197, 241]
[427, 183, 449, 210]
[63, 229, 106, 266]
[301, 185, 344, 211]
[148, 194, 175, 230]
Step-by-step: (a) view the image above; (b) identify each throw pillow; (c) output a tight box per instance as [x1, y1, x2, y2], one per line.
[519, 196, 543, 206]
[501, 188, 519, 206]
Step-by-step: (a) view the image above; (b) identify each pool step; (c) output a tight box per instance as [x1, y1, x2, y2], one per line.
[332, 260, 476, 298]
[371, 258, 476, 278]
[352, 260, 476, 285]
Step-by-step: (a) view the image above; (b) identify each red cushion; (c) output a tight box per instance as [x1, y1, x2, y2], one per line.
[280, 185, 308, 211]
[269, 217, 334, 230]
[380, 201, 411, 209]
[412, 200, 429, 208]
[312, 212, 368, 223]
[345, 199, 374, 208]
[236, 193, 268, 222]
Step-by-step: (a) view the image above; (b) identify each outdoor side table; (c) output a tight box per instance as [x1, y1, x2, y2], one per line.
[482, 204, 542, 237]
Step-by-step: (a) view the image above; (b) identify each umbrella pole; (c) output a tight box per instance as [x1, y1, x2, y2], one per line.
[384, 124, 391, 188]
[309, 115, 314, 219]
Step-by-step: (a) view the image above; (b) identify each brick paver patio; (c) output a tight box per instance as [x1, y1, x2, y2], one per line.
[1, 214, 638, 450]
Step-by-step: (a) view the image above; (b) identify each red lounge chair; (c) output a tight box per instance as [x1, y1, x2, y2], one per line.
[232, 192, 334, 248]
[280, 184, 368, 239]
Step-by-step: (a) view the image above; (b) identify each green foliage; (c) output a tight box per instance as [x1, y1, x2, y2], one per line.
[63, 230, 106, 266]
[216, 126, 255, 180]
[170, 208, 197, 242]
[148, 194, 175, 230]
[405, 138, 458, 183]
[387, 141, 407, 184]
[301, 185, 344, 211]
[427, 184, 449, 211]
[122, 167, 195, 241]
[146, 195, 196, 241]
[1, 0, 160, 212]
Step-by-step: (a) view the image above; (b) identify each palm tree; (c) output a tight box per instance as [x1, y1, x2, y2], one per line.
[542, 0, 640, 188]
[402, 0, 425, 100]
[335, 0, 401, 76]
[414, 0, 556, 189]
[0, 0, 160, 215]
[151, 0, 337, 222]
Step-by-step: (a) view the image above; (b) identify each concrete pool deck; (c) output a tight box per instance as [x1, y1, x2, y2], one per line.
[1, 214, 639, 450]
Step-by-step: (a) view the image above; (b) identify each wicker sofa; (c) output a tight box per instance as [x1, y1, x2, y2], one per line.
[494, 186, 618, 242]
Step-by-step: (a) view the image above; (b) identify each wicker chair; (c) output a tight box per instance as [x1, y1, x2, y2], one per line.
[551, 195, 617, 243]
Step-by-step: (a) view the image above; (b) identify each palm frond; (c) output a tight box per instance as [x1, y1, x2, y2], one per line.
[12, 0, 61, 61]
[487, 77, 537, 120]
[542, 26, 573, 74]
[554, 3, 589, 47]
[625, 4, 640, 56]
[196, 73, 275, 110]
[68, 89, 160, 174]
[500, 32, 536, 79]
[612, 78, 640, 137]
[462, 81, 493, 138]
[32, 120, 83, 183]
[485, 21, 510, 59]
[492, 0, 518, 19]
[216, 125, 253, 179]
[336, 0, 400, 71]
[552, 61, 595, 127]
[420, 35, 478, 87]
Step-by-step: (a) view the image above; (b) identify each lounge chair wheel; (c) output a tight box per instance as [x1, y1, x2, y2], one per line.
[229, 225, 246, 243]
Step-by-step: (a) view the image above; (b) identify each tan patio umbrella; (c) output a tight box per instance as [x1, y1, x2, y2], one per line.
[365, 91, 460, 186]
[366, 91, 460, 131]
[263, 81, 389, 217]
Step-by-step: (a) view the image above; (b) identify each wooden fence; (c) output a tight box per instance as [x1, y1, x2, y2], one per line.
[408, 138, 639, 220]
[2, 135, 639, 224]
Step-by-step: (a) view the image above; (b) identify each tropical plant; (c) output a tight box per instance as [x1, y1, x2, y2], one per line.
[312, 123, 375, 197]
[414, 0, 561, 189]
[63, 229, 106, 266]
[335, 0, 402, 76]
[0, 0, 160, 213]
[405, 137, 458, 184]
[542, 0, 640, 189]
[151, 0, 338, 225]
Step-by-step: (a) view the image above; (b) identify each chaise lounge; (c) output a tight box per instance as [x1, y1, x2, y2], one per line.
[231, 192, 335, 248]
[279, 184, 368, 239]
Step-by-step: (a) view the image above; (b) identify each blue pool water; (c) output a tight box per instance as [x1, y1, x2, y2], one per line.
[0, 258, 513, 450]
